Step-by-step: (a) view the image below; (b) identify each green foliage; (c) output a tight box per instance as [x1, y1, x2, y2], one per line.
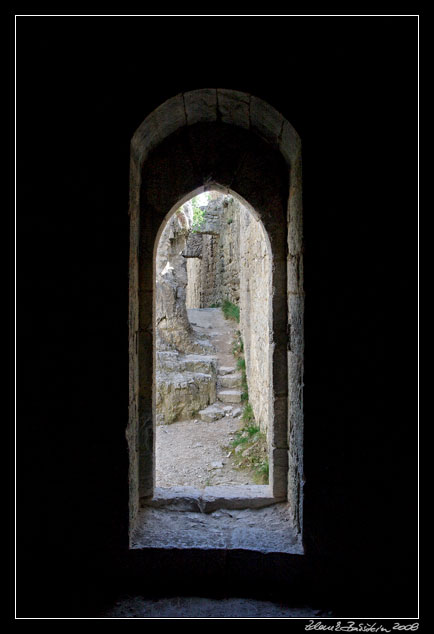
[242, 402, 254, 422]
[227, 218, 233, 224]
[230, 424, 260, 447]
[255, 460, 269, 481]
[228, 421, 269, 484]
[222, 299, 240, 323]
[224, 325, 269, 484]
[241, 370, 248, 391]
[191, 198, 205, 232]
[190, 193, 212, 232]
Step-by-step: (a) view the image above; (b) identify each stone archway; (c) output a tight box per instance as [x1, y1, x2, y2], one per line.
[127, 90, 304, 542]
[154, 190, 273, 490]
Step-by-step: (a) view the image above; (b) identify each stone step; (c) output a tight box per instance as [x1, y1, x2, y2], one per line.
[198, 405, 225, 423]
[157, 351, 217, 375]
[218, 366, 237, 375]
[219, 373, 242, 389]
[218, 389, 242, 404]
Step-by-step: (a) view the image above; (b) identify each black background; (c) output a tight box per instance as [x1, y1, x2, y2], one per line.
[15, 15, 418, 618]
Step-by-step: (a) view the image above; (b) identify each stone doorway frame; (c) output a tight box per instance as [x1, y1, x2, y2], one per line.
[127, 89, 304, 542]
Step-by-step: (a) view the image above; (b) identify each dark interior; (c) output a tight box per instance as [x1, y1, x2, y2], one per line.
[15, 15, 418, 618]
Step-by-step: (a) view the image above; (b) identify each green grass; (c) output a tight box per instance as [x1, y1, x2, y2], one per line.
[230, 424, 260, 447]
[224, 324, 269, 483]
[242, 402, 254, 422]
[222, 299, 240, 323]
[227, 421, 269, 484]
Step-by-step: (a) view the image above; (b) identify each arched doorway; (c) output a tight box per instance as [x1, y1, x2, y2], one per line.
[127, 89, 304, 544]
[154, 189, 273, 490]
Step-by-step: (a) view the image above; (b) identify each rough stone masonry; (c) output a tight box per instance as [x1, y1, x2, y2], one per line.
[155, 192, 272, 439]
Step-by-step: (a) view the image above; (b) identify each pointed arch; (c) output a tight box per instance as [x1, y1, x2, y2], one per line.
[128, 90, 304, 541]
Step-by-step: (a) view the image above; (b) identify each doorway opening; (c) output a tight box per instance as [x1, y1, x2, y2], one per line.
[155, 190, 272, 493]
[127, 90, 304, 553]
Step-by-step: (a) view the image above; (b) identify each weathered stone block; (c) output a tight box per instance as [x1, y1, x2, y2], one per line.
[198, 404, 225, 423]
[287, 157, 303, 256]
[218, 366, 237, 375]
[287, 253, 303, 295]
[184, 88, 217, 125]
[219, 373, 242, 389]
[279, 119, 301, 167]
[156, 371, 216, 423]
[218, 389, 242, 404]
[217, 89, 250, 129]
[250, 96, 284, 148]
[269, 396, 288, 449]
[288, 293, 304, 355]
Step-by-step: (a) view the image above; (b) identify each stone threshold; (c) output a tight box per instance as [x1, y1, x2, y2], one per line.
[132, 486, 303, 554]
[142, 485, 282, 513]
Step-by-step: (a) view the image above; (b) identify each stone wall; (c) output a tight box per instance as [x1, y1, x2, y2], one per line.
[156, 209, 195, 353]
[185, 196, 241, 308]
[239, 207, 272, 439]
[198, 234, 220, 307]
[183, 195, 272, 438]
[155, 210, 217, 424]
[185, 258, 201, 308]
[215, 196, 241, 306]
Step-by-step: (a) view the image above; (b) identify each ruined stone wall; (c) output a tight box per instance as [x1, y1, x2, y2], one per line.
[184, 195, 272, 438]
[198, 234, 219, 307]
[185, 196, 241, 308]
[239, 207, 272, 438]
[215, 196, 241, 306]
[156, 210, 217, 424]
[185, 258, 201, 308]
[156, 210, 193, 352]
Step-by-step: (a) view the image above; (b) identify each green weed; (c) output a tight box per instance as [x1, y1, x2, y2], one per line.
[222, 299, 240, 323]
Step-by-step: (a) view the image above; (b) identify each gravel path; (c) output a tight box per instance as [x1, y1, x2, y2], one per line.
[156, 308, 256, 488]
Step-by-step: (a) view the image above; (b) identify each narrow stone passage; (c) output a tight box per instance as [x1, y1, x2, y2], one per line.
[155, 308, 256, 488]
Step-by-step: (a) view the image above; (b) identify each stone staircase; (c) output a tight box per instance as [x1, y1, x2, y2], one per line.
[217, 365, 242, 403]
[219, 373, 242, 389]
[217, 389, 242, 403]
[198, 364, 243, 422]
